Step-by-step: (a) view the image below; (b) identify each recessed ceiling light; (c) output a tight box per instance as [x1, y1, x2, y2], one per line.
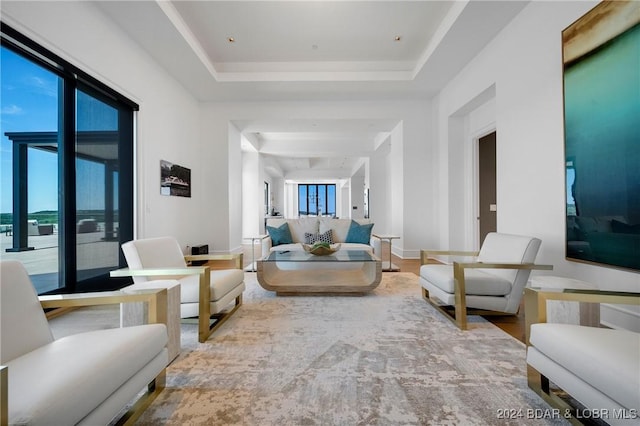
[394, 36, 402, 42]
[227, 37, 235, 43]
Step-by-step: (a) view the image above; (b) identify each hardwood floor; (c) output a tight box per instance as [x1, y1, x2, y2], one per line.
[391, 254, 526, 343]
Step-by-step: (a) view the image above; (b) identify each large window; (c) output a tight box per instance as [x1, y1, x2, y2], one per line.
[298, 184, 336, 217]
[1, 24, 136, 294]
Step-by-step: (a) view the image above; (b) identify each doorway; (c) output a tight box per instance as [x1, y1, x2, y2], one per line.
[478, 131, 497, 245]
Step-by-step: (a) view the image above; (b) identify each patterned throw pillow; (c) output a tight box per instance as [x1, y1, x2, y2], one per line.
[345, 220, 374, 244]
[304, 230, 333, 245]
[266, 223, 293, 246]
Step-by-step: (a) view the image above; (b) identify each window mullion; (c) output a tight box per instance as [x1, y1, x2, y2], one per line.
[58, 78, 77, 292]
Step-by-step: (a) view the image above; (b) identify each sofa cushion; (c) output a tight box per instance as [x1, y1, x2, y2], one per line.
[266, 223, 293, 246]
[269, 242, 371, 253]
[340, 243, 374, 253]
[345, 220, 374, 244]
[7, 324, 167, 425]
[419, 264, 512, 296]
[319, 218, 350, 242]
[268, 243, 302, 252]
[304, 230, 333, 244]
[529, 323, 640, 411]
[286, 218, 319, 243]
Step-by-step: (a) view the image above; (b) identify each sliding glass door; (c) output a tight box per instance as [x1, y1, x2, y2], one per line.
[1, 24, 135, 294]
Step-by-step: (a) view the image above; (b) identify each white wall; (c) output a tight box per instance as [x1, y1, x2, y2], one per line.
[227, 122, 244, 252]
[369, 136, 391, 237]
[1, 1, 205, 252]
[242, 149, 260, 238]
[435, 1, 639, 329]
[200, 100, 432, 256]
[350, 176, 365, 219]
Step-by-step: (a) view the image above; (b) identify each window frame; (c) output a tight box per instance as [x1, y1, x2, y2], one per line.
[297, 183, 337, 217]
[1, 23, 137, 293]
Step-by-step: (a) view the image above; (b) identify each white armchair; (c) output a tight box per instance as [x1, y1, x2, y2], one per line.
[525, 287, 640, 425]
[0, 260, 168, 425]
[112, 236, 245, 343]
[419, 232, 552, 329]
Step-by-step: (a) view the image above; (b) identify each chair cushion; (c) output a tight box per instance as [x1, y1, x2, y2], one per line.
[7, 324, 167, 425]
[1, 260, 53, 363]
[529, 323, 640, 411]
[477, 233, 540, 263]
[419, 264, 512, 296]
[180, 269, 244, 303]
[122, 237, 187, 269]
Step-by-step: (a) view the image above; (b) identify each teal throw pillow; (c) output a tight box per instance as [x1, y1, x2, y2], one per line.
[266, 223, 293, 246]
[345, 220, 374, 244]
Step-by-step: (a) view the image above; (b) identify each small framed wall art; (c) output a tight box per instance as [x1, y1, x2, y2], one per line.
[160, 159, 191, 198]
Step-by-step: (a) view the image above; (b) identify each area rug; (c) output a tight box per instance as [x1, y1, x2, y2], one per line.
[127, 272, 565, 426]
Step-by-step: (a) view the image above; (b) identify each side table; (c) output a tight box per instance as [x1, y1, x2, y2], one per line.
[528, 276, 600, 326]
[120, 279, 181, 362]
[245, 234, 268, 272]
[372, 234, 400, 272]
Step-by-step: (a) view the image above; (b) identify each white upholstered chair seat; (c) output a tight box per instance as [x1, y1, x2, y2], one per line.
[528, 323, 639, 413]
[7, 325, 167, 425]
[420, 264, 512, 296]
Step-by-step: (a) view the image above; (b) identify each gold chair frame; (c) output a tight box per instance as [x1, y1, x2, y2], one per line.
[420, 250, 553, 330]
[0, 288, 168, 426]
[111, 253, 243, 343]
[524, 287, 640, 425]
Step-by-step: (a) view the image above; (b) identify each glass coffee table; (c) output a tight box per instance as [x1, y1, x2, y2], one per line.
[256, 249, 382, 295]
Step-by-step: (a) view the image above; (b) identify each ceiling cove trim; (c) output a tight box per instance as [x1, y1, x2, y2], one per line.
[411, 0, 468, 79]
[216, 70, 414, 83]
[157, 0, 420, 83]
[156, 0, 220, 80]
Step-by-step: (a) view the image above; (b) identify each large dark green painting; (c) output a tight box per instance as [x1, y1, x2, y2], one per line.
[563, 1, 640, 271]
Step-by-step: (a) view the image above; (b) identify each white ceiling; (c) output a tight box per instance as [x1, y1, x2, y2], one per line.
[95, 0, 528, 179]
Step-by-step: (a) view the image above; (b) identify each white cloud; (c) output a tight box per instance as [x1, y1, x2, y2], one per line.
[28, 76, 57, 98]
[1, 105, 23, 115]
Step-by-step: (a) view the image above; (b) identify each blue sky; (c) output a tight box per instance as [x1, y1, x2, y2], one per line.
[1, 46, 59, 213]
[1, 46, 114, 215]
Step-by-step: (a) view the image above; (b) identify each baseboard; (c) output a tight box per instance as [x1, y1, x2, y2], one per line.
[601, 303, 640, 332]
[393, 247, 420, 260]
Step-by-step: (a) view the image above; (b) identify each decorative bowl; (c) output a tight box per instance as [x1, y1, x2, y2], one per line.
[303, 243, 341, 256]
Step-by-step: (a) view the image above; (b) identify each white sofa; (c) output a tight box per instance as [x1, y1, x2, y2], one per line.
[1, 260, 169, 426]
[525, 287, 640, 425]
[262, 217, 381, 256]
